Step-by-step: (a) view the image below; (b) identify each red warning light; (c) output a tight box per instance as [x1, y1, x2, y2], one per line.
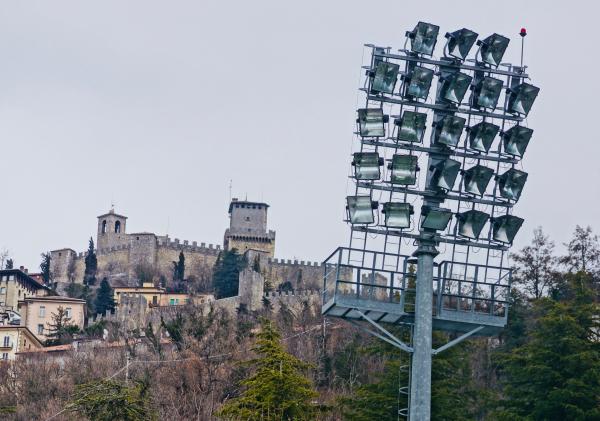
[520, 28, 527, 37]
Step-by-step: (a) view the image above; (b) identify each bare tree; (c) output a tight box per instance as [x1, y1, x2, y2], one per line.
[511, 227, 558, 299]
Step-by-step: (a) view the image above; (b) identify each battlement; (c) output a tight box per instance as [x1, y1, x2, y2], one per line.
[264, 289, 321, 298]
[156, 237, 222, 255]
[267, 257, 322, 268]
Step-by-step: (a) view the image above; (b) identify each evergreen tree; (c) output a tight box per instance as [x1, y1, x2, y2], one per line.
[213, 249, 243, 298]
[217, 319, 320, 420]
[67, 379, 156, 421]
[5, 258, 13, 270]
[94, 278, 116, 317]
[39, 252, 52, 284]
[494, 272, 600, 420]
[84, 237, 98, 286]
[172, 251, 185, 282]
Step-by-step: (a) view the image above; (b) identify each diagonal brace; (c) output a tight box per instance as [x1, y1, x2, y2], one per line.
[352, 309, 413, 353]
[347, 319, 413, 353]
[432, 326, 484, 355]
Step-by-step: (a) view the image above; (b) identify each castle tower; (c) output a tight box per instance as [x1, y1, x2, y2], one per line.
[224, 198, 276, 257]
[97, 209, 128, 251]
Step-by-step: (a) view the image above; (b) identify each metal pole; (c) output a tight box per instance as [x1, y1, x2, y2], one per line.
[409, 236, 438, 421]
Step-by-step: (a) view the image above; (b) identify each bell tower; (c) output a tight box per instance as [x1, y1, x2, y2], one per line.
[97, 209, 128, 250]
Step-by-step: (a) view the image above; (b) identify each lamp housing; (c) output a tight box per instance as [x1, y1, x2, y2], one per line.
[507, 83, 540, 116]
[502, 125, 533, 157]
[457, 210, 489, 239]
[382, 202, 413, 229]
[352, 152, 384, 180]
[492, 215, 524, 243]
[472, 76, 503, 109]
[408, 21, 440, 56]
[430, 158, 461, 192]
[440, 72, 473, 104]
[463, 165, 494, 196]
[396, 111, 427, 143]
[421, 206, 453, 231]
[468, 121, 499, 153]
[346, 196, 378, 225]
[446, 28, 478, 60]
[478, 33, 510, 67]
[389, 154, 419, 185]
[498, 169, 528, 201]
[357, 108, 388, 137]
[434, 115, 466, 147]
[405, 66, 434, 100]
[371, 61, 399, 94]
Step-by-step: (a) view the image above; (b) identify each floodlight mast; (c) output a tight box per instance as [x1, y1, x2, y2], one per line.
[323, 22, 537, 421]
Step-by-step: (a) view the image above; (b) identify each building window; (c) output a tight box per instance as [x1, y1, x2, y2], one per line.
[39, 306, 45, 317]
[65, 308, 72, 318]
[58, 252, 62, 257]
[1, 353, 7, 360]
[102, 220, 107, 234]
[152, 296, 158, 305]
[37, 324, 44, 335]
[0, 287, 5, 294]
[2, 336, 9, 347]
[245, 217, 250, 221]
[115, 221, 121, 233]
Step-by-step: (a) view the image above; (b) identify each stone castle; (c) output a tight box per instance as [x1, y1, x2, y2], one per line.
[50, 199, 323, 291]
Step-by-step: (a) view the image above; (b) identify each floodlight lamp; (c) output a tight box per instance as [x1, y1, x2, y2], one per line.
[463, 165, 494, 196]
[434, 115, 466, 147]
[457, 210, 489, 239]
[408, 21, 440, 56]
[478, 33, 510, 67]
[502, 125, 533, 157]
[389, 154, 419, 185]
[430, 158, 461, 192]
[382, 202, 413, 229]
[347, 196, 378, 224]
[472, 77, 503, 109]
[371, 61, 399, 94]
[492, 215, 524, 243]
[446, 28, 478, 60]
[507, 83, 540, 116]
[440, 72, 473, 104]
[405, 66, 434, 100]
[357, 108, 388, 137]
[468, 121, 499, 153]
[352, 152, 383, 180]
[498, 168, 528, 201]
[421, 206, 452, 231]
[396, 110, 427, 143]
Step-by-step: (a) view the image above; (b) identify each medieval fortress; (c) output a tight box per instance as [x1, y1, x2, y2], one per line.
[50, 199, 324, 295]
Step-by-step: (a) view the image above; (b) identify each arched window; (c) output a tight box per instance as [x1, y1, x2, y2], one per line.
[115, 221, 121, 233]
[101, 220, 107, 234]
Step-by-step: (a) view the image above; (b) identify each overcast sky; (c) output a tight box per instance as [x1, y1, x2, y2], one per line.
[1, 1, 597, 270]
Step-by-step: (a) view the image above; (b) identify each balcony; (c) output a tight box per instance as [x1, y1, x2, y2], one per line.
[0, 341, 14, 350]
[322, 247, 511, 336]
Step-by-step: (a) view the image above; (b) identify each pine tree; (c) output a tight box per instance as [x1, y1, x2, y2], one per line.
[217, 319, 320, 420]
[494, 272, 600, 420]
[213, 249, 243, 298]
[94, 278, 116, 317]
[561, 225, 600, 274]
[39, 252, 52, 284]
[84, 237, 98, 286]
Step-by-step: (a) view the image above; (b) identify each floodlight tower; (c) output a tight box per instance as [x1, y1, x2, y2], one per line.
[322, 22, 539, 420]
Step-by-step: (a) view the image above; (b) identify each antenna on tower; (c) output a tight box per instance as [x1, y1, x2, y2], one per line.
[229, 179, 233, 202]
[519, 27, 527, 68]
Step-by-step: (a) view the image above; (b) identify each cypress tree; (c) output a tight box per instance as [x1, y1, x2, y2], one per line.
[94, 278, 116, 317]
[213, 249, 243, 298]
[84, 237, 98, 286]
[39, 252, 52, 284]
